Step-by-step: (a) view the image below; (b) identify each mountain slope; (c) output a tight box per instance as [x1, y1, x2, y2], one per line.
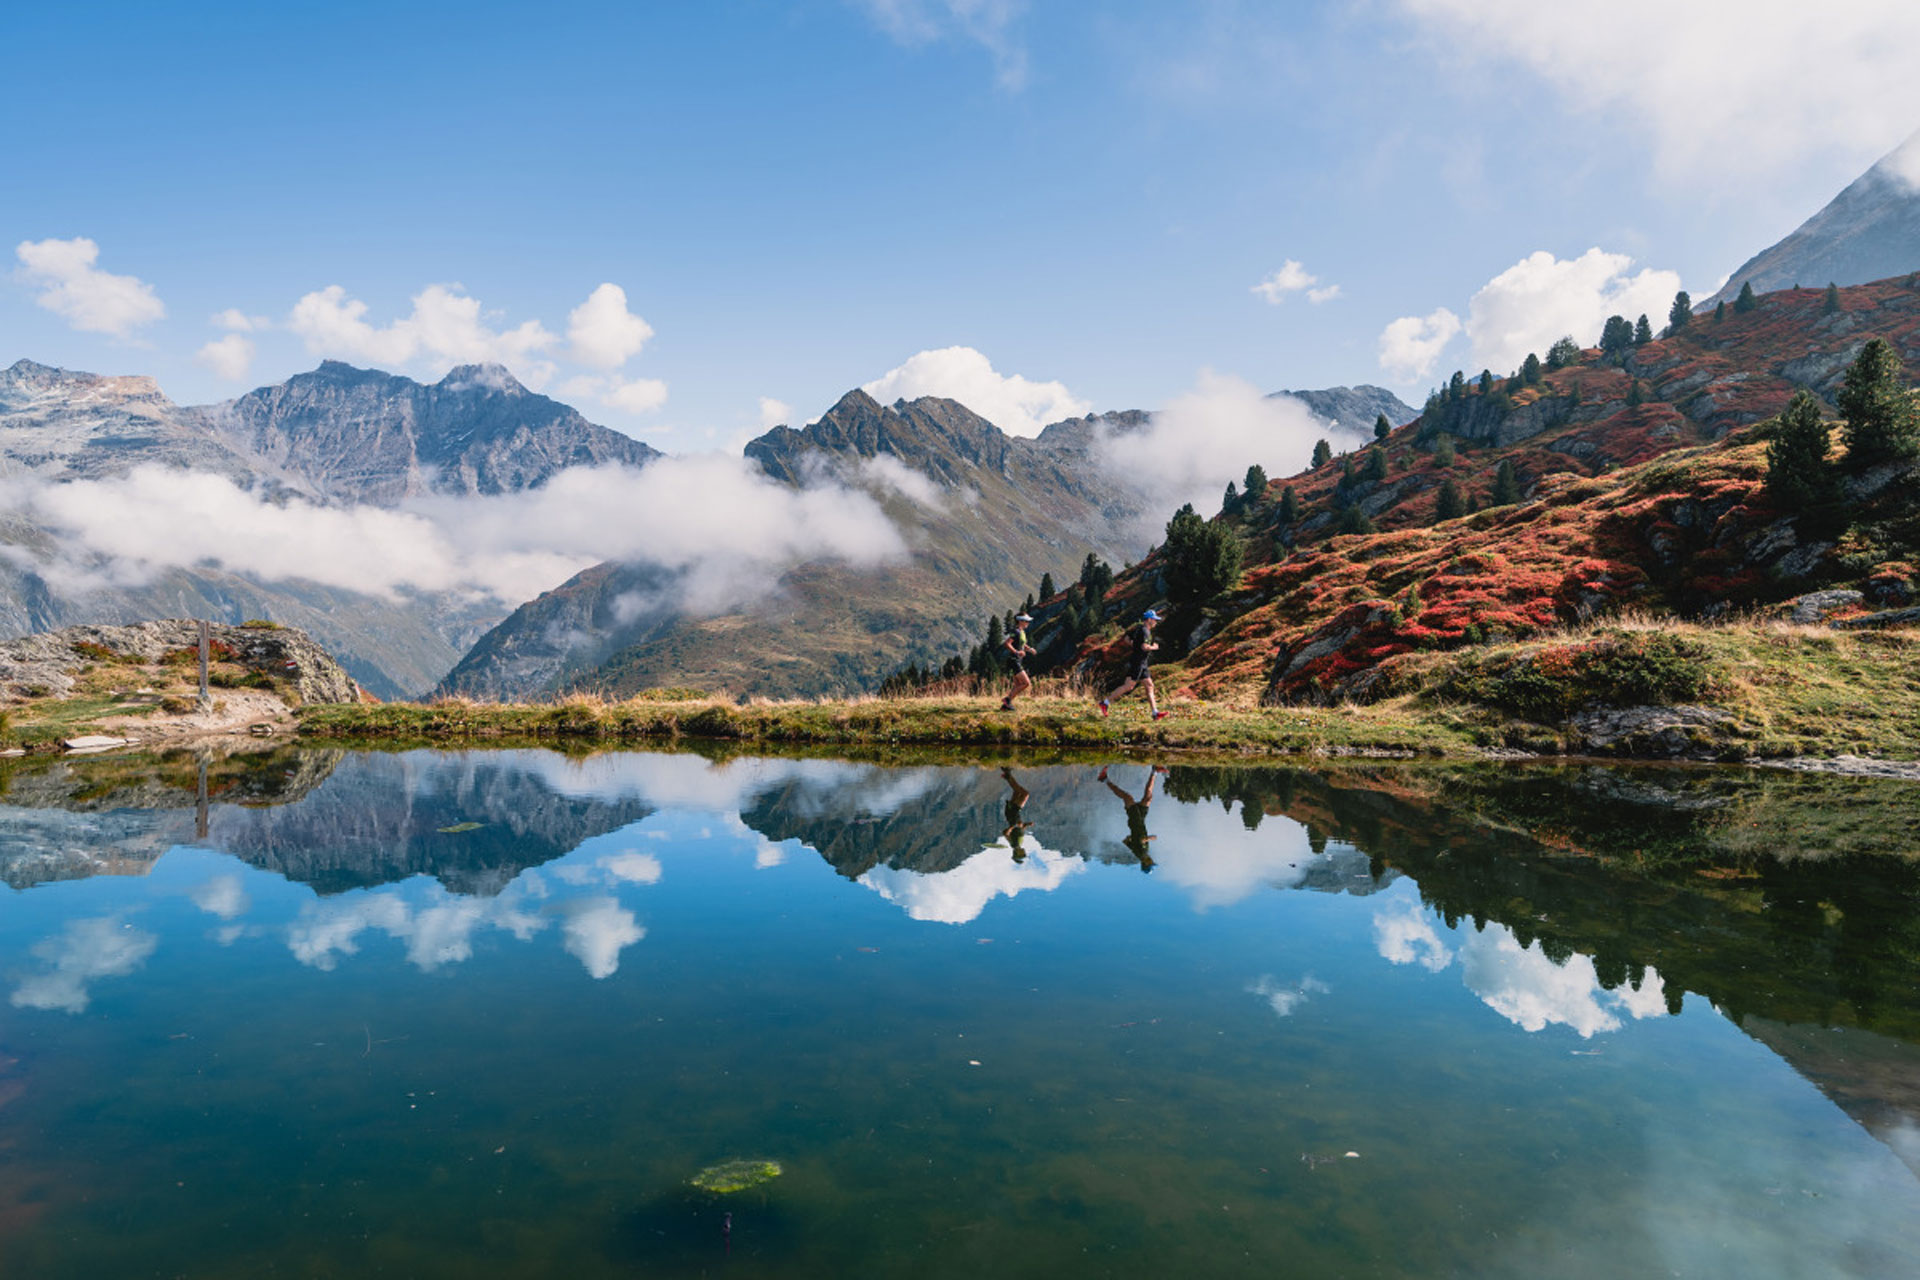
[1271, 385, 1416, 434]
[0, 358, 661, 696]
[441, 391, 1157, 699]
[1706, 137, 1920, 307]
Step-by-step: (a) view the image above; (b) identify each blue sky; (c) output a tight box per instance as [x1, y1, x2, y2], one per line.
[7, 0, 1920, 445]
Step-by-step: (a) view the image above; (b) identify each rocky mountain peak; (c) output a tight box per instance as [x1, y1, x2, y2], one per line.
[746, 388, 1013, 488]
[437, 363, 527, 395]
[0, 358, 171, 410]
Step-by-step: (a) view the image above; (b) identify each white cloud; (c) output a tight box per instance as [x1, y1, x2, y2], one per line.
[1465, 248, 1681, 373]
[1459, 925, 1672, 1039]
[557, 373, 670, 417]
[212, 308, 269, 332]
[5, 452, 908, 612]
[561, 897, 644, 978]
[858, 841, 1083, 924]
[1251, 259, 1321, 304]
[862, 346, 1089, 437]
[1373, 901, 1454, 972]
[758, 397, 794, 430]
[1377, 307, 1462, 381]
[599, 851, 663, 885]
[287, 282, 556, 376]
[1098, 369, 1364, 530]
[566, 282, 654, 370]
[190, 874, 251, 921]
[1307, 285, 1342, 305]
[196, 333, 256, 381]
[1248, 973, 1328, 1018]
[15, 237, 166, 338]
[10, 916, 158, 1013]
[1397, 0, 1920, 190]
[857, 0, 1029, 90]
[856, 453, 948, 507]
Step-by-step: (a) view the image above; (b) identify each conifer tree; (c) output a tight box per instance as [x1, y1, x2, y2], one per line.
[1243, 464, 1268, 499]
[1039, 572, 1055, 601]
[1601, 315, 1635, 363]
[1434, 477, 1465, 522]
[1713, 300, 1726, 323]
[1626, 379, 1645, 408]
[1278, 486, 1300, 525]
[1521, 353, 1543, 385]
[1432, 436, 1456, 468]
[1023, 594, 1036, 616]
[1734, 281, 1758, 314]
[1546, 336, 1581, 370]
[1336, 505, 1375, 536]
[1374, 413, 1391, 440]
[1667, 290, 1692, 334]
[1838, 337, 1920, 468]
[1341, 453, 1357, 484]
[1312, 438, 1333, 467]
[984, 614, 1004, 667]
[1824, 282, 1842, 314]
[1465, 492, 1480, 515]
[1489, 459, 1522, 506]
[1364, 446, 1388, 483]
[1477, 370, 1494, 397]
[1765, 390, 1835, 511]
[1634, 315, 1654, 345]
[1448, 370, 1467, 401]
[1222, 479, 1239, 513]
[1162, 503, 1244, 610]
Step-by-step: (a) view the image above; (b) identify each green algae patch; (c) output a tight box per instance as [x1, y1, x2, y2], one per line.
[690, 1158, 782, 1194]
[436, 821, 484, 834]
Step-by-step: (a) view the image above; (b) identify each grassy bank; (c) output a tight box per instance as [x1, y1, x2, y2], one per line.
[293, 619, 1920, 763]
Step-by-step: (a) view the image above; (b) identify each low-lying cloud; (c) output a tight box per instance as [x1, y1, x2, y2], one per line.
[1, 452, 908, 614]
[863, 346, 1089, 438]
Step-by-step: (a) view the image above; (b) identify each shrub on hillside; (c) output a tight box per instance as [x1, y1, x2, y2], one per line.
[1428, 631, 1716, 720]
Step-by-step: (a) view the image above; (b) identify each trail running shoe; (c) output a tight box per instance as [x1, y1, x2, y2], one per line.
[1098, 700, 1109, 717]
[1152, 710, 1169, 720]
[999, 699, 1015, 712]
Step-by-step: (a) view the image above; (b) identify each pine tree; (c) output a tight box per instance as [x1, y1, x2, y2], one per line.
[1364, 446, 1388, 482]
[1765, 390, 1835, 511]
[1336, 505, 1375, 536]
[1432, 436, 1456, 468]
[1434, 477, 1465, 522]
[1634, 315, 1654, 345]
[1601, 315, 1635, 363]
[1824, 282, 1842, 314]
[1713, 300, 1726, 323]
[1489, 459, 1522, 506]
[1448, 370, 1467, 401]
[1341, 453, 1357, 484]
[1312, 438, 1333, 467]
[1222, 480, 1239, 513]
[1626, 379, 1645, 408]
[1477, 370, 1494, 397]
[1243, 463, 1268, 499]
[1022, 594, 1036, 616]
[1734, 281, 1758, 314]
[1838, 337, 1920, 468]
[1374, 413, 1391, 440]
[1546, 336, 1581, 370]
[1522, 353, 1543, 386]
[1667, 290, 1692, 334]
[1162, 503, 1244, 610]
[1039, 572, 1055, 601]
[1278, 486, 1300, 525]
[984, 615, 1004, 667]
[1465, 493, 1480, 515]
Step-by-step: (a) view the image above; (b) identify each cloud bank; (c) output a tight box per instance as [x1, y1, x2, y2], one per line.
[3, 453, 909, 613]
[863, 346, 1089, 437]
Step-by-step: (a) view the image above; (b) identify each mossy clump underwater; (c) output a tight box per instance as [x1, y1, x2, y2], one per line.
[690, 1158, 783, 1194]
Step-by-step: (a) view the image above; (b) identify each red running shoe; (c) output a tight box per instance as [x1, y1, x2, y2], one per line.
[1152, 710, 1169, 720]
[1098, 700, 1110, 717]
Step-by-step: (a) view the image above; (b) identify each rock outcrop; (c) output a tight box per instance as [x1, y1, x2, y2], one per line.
[0, 620, 358, 705]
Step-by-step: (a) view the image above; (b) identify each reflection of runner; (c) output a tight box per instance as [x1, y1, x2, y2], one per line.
[1000, 613, 1036, 712]
[1099, 764, 1165, 873]
[1000, 766, 1034, 862]
[1098, 610, 1167, 720]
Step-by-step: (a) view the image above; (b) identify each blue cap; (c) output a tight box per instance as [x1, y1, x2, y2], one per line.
[1142, 609, 1161, 621]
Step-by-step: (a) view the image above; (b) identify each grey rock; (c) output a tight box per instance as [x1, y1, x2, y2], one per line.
[0, 620, 358, 706]
[1267, 385, 1418, 435]
[1568, 705, 1735, 758]
[1789, 589, 1864, 623]
[1773, 540, 1834, 579]
[1834, 605, 1920, 630]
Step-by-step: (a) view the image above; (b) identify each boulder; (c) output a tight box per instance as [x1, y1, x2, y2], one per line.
[1789, 589, 1864, 623]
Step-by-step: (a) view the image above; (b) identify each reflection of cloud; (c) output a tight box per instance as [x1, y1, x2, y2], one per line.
[1249, 974, 1328, 1018]
[557, 849, 664, 886]
[561, 897, 645, 979]
[754, 842, 788, 869]
[1373, 901, 1454, 971]
[287, 880, 547, 973]
[190, 874, 250, 921]
[11, 916, 158, 1013]
[859, 843, 1083, 924]
[1149, 803, 1320, 910]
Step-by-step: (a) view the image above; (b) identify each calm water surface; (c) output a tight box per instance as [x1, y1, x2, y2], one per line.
[1, 748, 1917, 1278]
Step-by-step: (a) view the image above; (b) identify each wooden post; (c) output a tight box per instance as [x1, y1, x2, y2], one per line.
[198, 620, 212, 712]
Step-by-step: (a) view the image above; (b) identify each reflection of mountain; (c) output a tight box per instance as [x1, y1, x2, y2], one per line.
[210, 752, 656, 896]
[0, 747, 654, 897]
[1744, 1019, 1920, 1180]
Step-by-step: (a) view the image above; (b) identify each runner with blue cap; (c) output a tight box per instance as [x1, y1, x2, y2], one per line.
[1097, 608, 1167, 720]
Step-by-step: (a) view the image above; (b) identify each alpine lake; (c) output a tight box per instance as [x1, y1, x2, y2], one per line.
[1, 745, 1917, 1278]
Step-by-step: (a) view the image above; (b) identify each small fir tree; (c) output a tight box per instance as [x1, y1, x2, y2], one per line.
[1477, 370, 1494, 397]
[1734, 281, 1758, 314]
[1448, 370, 1467, 401]
[1432, 436, 1456, 467]
[1489, 459, 1522, 506]
[1546, 336, 1582, 370]
[1312, 438, 1333, 467]
[1364, 446, 1389, 482]
[1667, 290, 1692, 334]
[1626, 379, 1646, 408]
[1336, 505, 1376, 536]
[1713, 300, 1726, 323]
[1222, 479, 1239, 513]
[1634, 314, 1654, 345]
[1341, 453, 1357, 484]
[1374, 413, 1391, 440]
[1039, 572, 1055, 601]
[1600, 315, 1634, 363]
[1162, 503, 1244, 610]
[1824, 282, 1842, 314]
[1838, 337, 1920, 468]
[1521, 353, 1543, 385]
[1243, 463, 1268, 499]
[1278, 486, 1300, 525]
[1765, 390, 1835, 511]
[1434, 477, 1465, 521]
